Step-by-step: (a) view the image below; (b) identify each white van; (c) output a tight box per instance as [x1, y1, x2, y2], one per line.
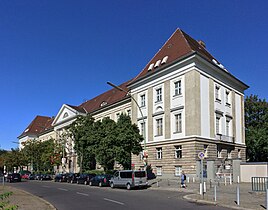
[110, 170, 148, 190]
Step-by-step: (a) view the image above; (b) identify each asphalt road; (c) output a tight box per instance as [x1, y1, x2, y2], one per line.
[10, 180, 229, 210]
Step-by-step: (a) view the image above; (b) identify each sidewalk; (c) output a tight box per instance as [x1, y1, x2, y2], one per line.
[148, 179, 267, 210]
[0, 185, 55, 210]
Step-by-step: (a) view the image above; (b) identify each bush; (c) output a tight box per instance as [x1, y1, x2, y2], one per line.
[0, 192, 18, 210]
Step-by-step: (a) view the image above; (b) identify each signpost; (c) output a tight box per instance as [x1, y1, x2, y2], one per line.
[198, 152, 205, 199]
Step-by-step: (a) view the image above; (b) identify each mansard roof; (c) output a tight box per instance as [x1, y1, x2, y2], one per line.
[79, 80, 131, 114]
[18, 115, 54, 138]
[131, 28, 219, 84]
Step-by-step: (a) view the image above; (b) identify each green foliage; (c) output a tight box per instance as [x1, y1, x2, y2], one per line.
[0, 192, 18, 210]
[115, 114, 143, 169]
[245, 95, 268, 162]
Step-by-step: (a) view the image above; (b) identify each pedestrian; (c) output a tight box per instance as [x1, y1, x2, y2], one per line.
[181, 171, 186, 188]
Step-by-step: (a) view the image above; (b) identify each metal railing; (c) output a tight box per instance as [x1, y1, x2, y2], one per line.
[216, 134, 235, 143]
[251, 177, 268, 191]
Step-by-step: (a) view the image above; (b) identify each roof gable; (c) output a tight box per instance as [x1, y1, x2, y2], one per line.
[18, 115, 53, 138]
[131, 28, 218, 83]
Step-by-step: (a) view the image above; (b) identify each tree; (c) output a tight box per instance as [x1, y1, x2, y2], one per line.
[94, 118, 117, 171]
[69, 114, 97, 172]
[245, 95, 268, 162]
[115, 114, 143, 169]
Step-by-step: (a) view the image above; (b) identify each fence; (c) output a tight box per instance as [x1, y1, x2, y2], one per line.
[251, 177, 268, 191]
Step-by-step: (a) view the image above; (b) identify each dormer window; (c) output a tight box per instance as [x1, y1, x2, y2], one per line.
[100, 101, 107, 107]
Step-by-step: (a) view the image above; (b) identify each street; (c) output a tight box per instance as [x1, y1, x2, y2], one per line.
[8, 180, 230, 210]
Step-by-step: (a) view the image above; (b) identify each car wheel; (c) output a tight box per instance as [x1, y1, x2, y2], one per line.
[110, 182, 114, 188]
[89, 181, 92, 186]
[99, 182, 102, 187]
[126, 183, 131, 190]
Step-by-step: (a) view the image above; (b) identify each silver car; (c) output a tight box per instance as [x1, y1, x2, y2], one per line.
[110, 170, 148, 190]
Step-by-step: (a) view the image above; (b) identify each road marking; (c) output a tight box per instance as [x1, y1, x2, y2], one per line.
[58, 188, 68, 191]
[76, 192, 89, 196]
[42, 185, 51, 188]
[103, 198, 124, 206]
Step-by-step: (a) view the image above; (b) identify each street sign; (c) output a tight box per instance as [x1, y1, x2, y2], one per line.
[198, 152, 205, 160]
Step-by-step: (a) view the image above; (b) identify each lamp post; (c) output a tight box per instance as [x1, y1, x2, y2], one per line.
[107, 81, 147, 168]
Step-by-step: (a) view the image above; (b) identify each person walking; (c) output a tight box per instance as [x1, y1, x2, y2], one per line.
[181, 171, 186, 188]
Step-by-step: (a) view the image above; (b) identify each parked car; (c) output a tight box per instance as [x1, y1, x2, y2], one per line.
[76, 173, 95, 185]
[89, 174, 112, 187]
[6, 173, 21, 183]
[28, 174, 36, 180]
[54, 173, 69, 182]
[67, 173, 80, 183]
[37, 174, 52, 181]
[110, 170, 148, 190]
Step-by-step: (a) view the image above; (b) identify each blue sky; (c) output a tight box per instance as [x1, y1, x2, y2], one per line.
[0, 1, 267, 150]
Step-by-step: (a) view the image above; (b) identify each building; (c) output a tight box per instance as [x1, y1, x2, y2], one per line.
[18, 28, 248, 178]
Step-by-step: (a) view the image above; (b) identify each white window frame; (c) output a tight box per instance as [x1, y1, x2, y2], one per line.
[140, 121, 146, 138]
[174, 80, 182, 96]
[175, 166, 182, 176]
[204, 145, 208, 158]
[156, 147, 162, 159]
[215, 85, 221, 101]
[216, 116, 221, 134]
[174, 145, 182, 159]
[217, 147, 222, 158]
[156, 88, 162, 102]
[140, 94, 146, 107]
[225, 90, 230, 105]
[226, 119, 230, 136]
[175, 113, 182, 133]
[156, 166, 162, 176]
[156, 118, 163, 136]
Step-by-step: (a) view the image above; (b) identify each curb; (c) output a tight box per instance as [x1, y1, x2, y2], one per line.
[22, 189, 57, 210]
[183, 194, 256, 210]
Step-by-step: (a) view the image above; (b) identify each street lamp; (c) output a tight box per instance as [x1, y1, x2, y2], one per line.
[107, 81, 147, 168]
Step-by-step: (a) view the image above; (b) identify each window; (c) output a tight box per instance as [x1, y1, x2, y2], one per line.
[156, 166, 162, 176]
[63, 112, 69, 119]
[156, 147, 162, 159]
[204, 145, 208, 158]
[175, 166, 182, 176]
[140, 94, 146, 107]
[215, 85, 220, 101]
[156, 118, 163, 136]
[175, 113, 182, 133]
[238, 149, 241, 158]
[174, 80, 182, 96]
[140, 121, 146, 137]
[175, 146, 182, 158]
[217, 147, 222, 158]
[226, 91, 230, 105]
[156, 88, 162, 102]
[226, 119, 230, 136]
[227, 149, 232, 159]
[216, 116, 221, 134]
[127, 109, 131, 116]
[116, 113, 120, 119]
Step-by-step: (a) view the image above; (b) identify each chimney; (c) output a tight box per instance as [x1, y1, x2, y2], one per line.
[198, 40, 206, 48]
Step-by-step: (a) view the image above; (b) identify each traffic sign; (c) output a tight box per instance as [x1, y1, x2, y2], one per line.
[198, 152, 205, 160]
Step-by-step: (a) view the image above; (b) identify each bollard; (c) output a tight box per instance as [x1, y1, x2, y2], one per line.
[200, 183, 202, 195]
[210, 179, 212, 188]
[214, 185, 217, 202]
[187, 176, 190, 183]
[193, 177, 195, 183]
[237, 176, 240, 184]
[230, 174, 232, 185]
[224, 175, 227, 186]
[204, 182, 206, 193]
[157, 181, 159, 187]
[236, 185, 240, 205]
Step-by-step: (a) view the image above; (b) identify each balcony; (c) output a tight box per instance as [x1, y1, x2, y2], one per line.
[216, 134, 235, 143]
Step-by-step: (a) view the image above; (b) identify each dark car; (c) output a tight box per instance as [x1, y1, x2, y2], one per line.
[28, 174, 36, 180]
[89, 174, 112, 187]
[6, 173, 21, 183]
[76, 173, 95, 185]
[37, 174, 52, 181]
[54, 173, 69, 182]
[67, 173, 80, 183]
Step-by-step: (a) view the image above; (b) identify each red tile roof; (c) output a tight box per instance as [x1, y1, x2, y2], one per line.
[131, 28, 218, 83]
[79, 80, 131, 113]
[18, 115, 54, 138]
